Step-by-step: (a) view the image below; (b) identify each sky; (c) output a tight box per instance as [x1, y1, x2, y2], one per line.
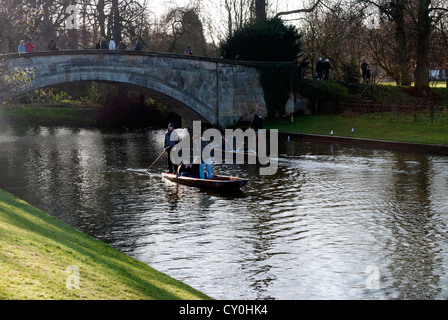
[148, 0, 303, 19]
[145, 0, 306, 42]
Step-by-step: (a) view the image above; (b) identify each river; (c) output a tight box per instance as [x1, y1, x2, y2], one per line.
[1, 122, 448, 299]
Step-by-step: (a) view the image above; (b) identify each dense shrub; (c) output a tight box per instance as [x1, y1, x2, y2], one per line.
[220, 18, 302, 62]
[220, 18, 303, 118]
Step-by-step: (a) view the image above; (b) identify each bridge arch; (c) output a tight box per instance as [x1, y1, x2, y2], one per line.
[0, 50, 267, 128]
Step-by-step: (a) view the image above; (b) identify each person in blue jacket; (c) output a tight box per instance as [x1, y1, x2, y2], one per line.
[18, 40, 26, 53]
[134, 40, 142, 51]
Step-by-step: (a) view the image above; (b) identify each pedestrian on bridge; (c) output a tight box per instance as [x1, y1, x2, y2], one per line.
[47, 39, 59, 51]
[18, 40, 25, 53]
[109, 38, 116, 50]
[118, 39, 127, 50]
[134, 40, 142, 51]
[24, 39, 35, 53]
[96, 36, 108, 49]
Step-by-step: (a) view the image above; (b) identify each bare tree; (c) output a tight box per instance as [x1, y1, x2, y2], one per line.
[150, 5, 207, 55]
[360, 0, 448, 93]
[301, 2, 366, 81]
[274, 0, 324, 18]
[255, 0, 266, 20]
[220, 0, 254, 37]
[414, 0, 431, 93]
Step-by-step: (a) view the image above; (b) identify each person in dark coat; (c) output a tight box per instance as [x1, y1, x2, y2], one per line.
[361, 59, 371, 83]
[47, 39, 59, 50]
[118, 39, 127, 50]
[177, 162, 200, 178]
[316, 58, 323, 80]
[365, 65, 371, 83]
[100, 36, 108, 49]
[164, 123, 179, 173]
[250, 112, 263, 132]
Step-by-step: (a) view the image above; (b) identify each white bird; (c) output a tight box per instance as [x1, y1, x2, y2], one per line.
[330, 130, 333, 135]
[351, 127, 355, 133]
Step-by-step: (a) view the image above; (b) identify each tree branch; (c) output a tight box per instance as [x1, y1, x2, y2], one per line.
[274, 0, 324, 18]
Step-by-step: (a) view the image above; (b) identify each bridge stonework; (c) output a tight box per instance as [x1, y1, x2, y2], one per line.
[0, 50, 267, 129]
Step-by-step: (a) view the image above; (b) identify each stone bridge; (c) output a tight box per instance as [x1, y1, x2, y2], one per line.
[0, 50, 267, 128]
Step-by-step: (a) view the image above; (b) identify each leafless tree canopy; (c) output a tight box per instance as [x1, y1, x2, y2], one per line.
[0, 0, 447, 90]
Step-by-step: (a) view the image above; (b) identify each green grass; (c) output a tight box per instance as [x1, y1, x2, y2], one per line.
[379, 81, 448, 88]
[0, 104, 83, 120]
[265, 112, 448, 145]
[0, 189, 212, 300]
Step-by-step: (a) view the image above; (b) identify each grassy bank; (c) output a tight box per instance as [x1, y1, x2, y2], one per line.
[265, 112, 448, 146]
[0, 189, 211, 300]
[0, 103, 98, 125]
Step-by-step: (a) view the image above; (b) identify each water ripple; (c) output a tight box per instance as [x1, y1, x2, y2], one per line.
[1, 124, 448, 299]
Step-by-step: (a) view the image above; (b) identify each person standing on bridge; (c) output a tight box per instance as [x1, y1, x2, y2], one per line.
[47, 39, 59, 50]
[184, 46, 193, 55]
[24, 39, 35, 53]
[18, 40, 25, 53]
[134, 40, 142, 51]
[164, 123, 180, 173]
[118, 39, 127, 50]
[109, 38, 116, 50]
[96, 36, 108, 49]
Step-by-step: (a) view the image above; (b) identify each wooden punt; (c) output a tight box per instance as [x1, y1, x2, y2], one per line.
[162, 172, 249, 190]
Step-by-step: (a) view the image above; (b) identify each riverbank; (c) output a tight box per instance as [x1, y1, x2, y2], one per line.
[2, 102, 448, 147]
[264, 112, 448, 146]
[0, 188, 211, 300]
[0, 103, 99, 127]
[0, 100, 180, 129]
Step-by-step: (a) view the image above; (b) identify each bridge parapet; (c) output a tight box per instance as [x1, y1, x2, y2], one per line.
[0, 50, 266, 129]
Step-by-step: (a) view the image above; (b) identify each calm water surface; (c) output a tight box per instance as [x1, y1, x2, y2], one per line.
[1, 122, 448, 299]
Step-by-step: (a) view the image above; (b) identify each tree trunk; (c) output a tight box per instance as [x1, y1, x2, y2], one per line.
[391, 0, 411, 86]
[415, 0, 431, 95]
[112, 0, 121, 41]
[396, 15, 411, 85]
[98, 0, 106, 37]
[255, 0, 266, 21]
